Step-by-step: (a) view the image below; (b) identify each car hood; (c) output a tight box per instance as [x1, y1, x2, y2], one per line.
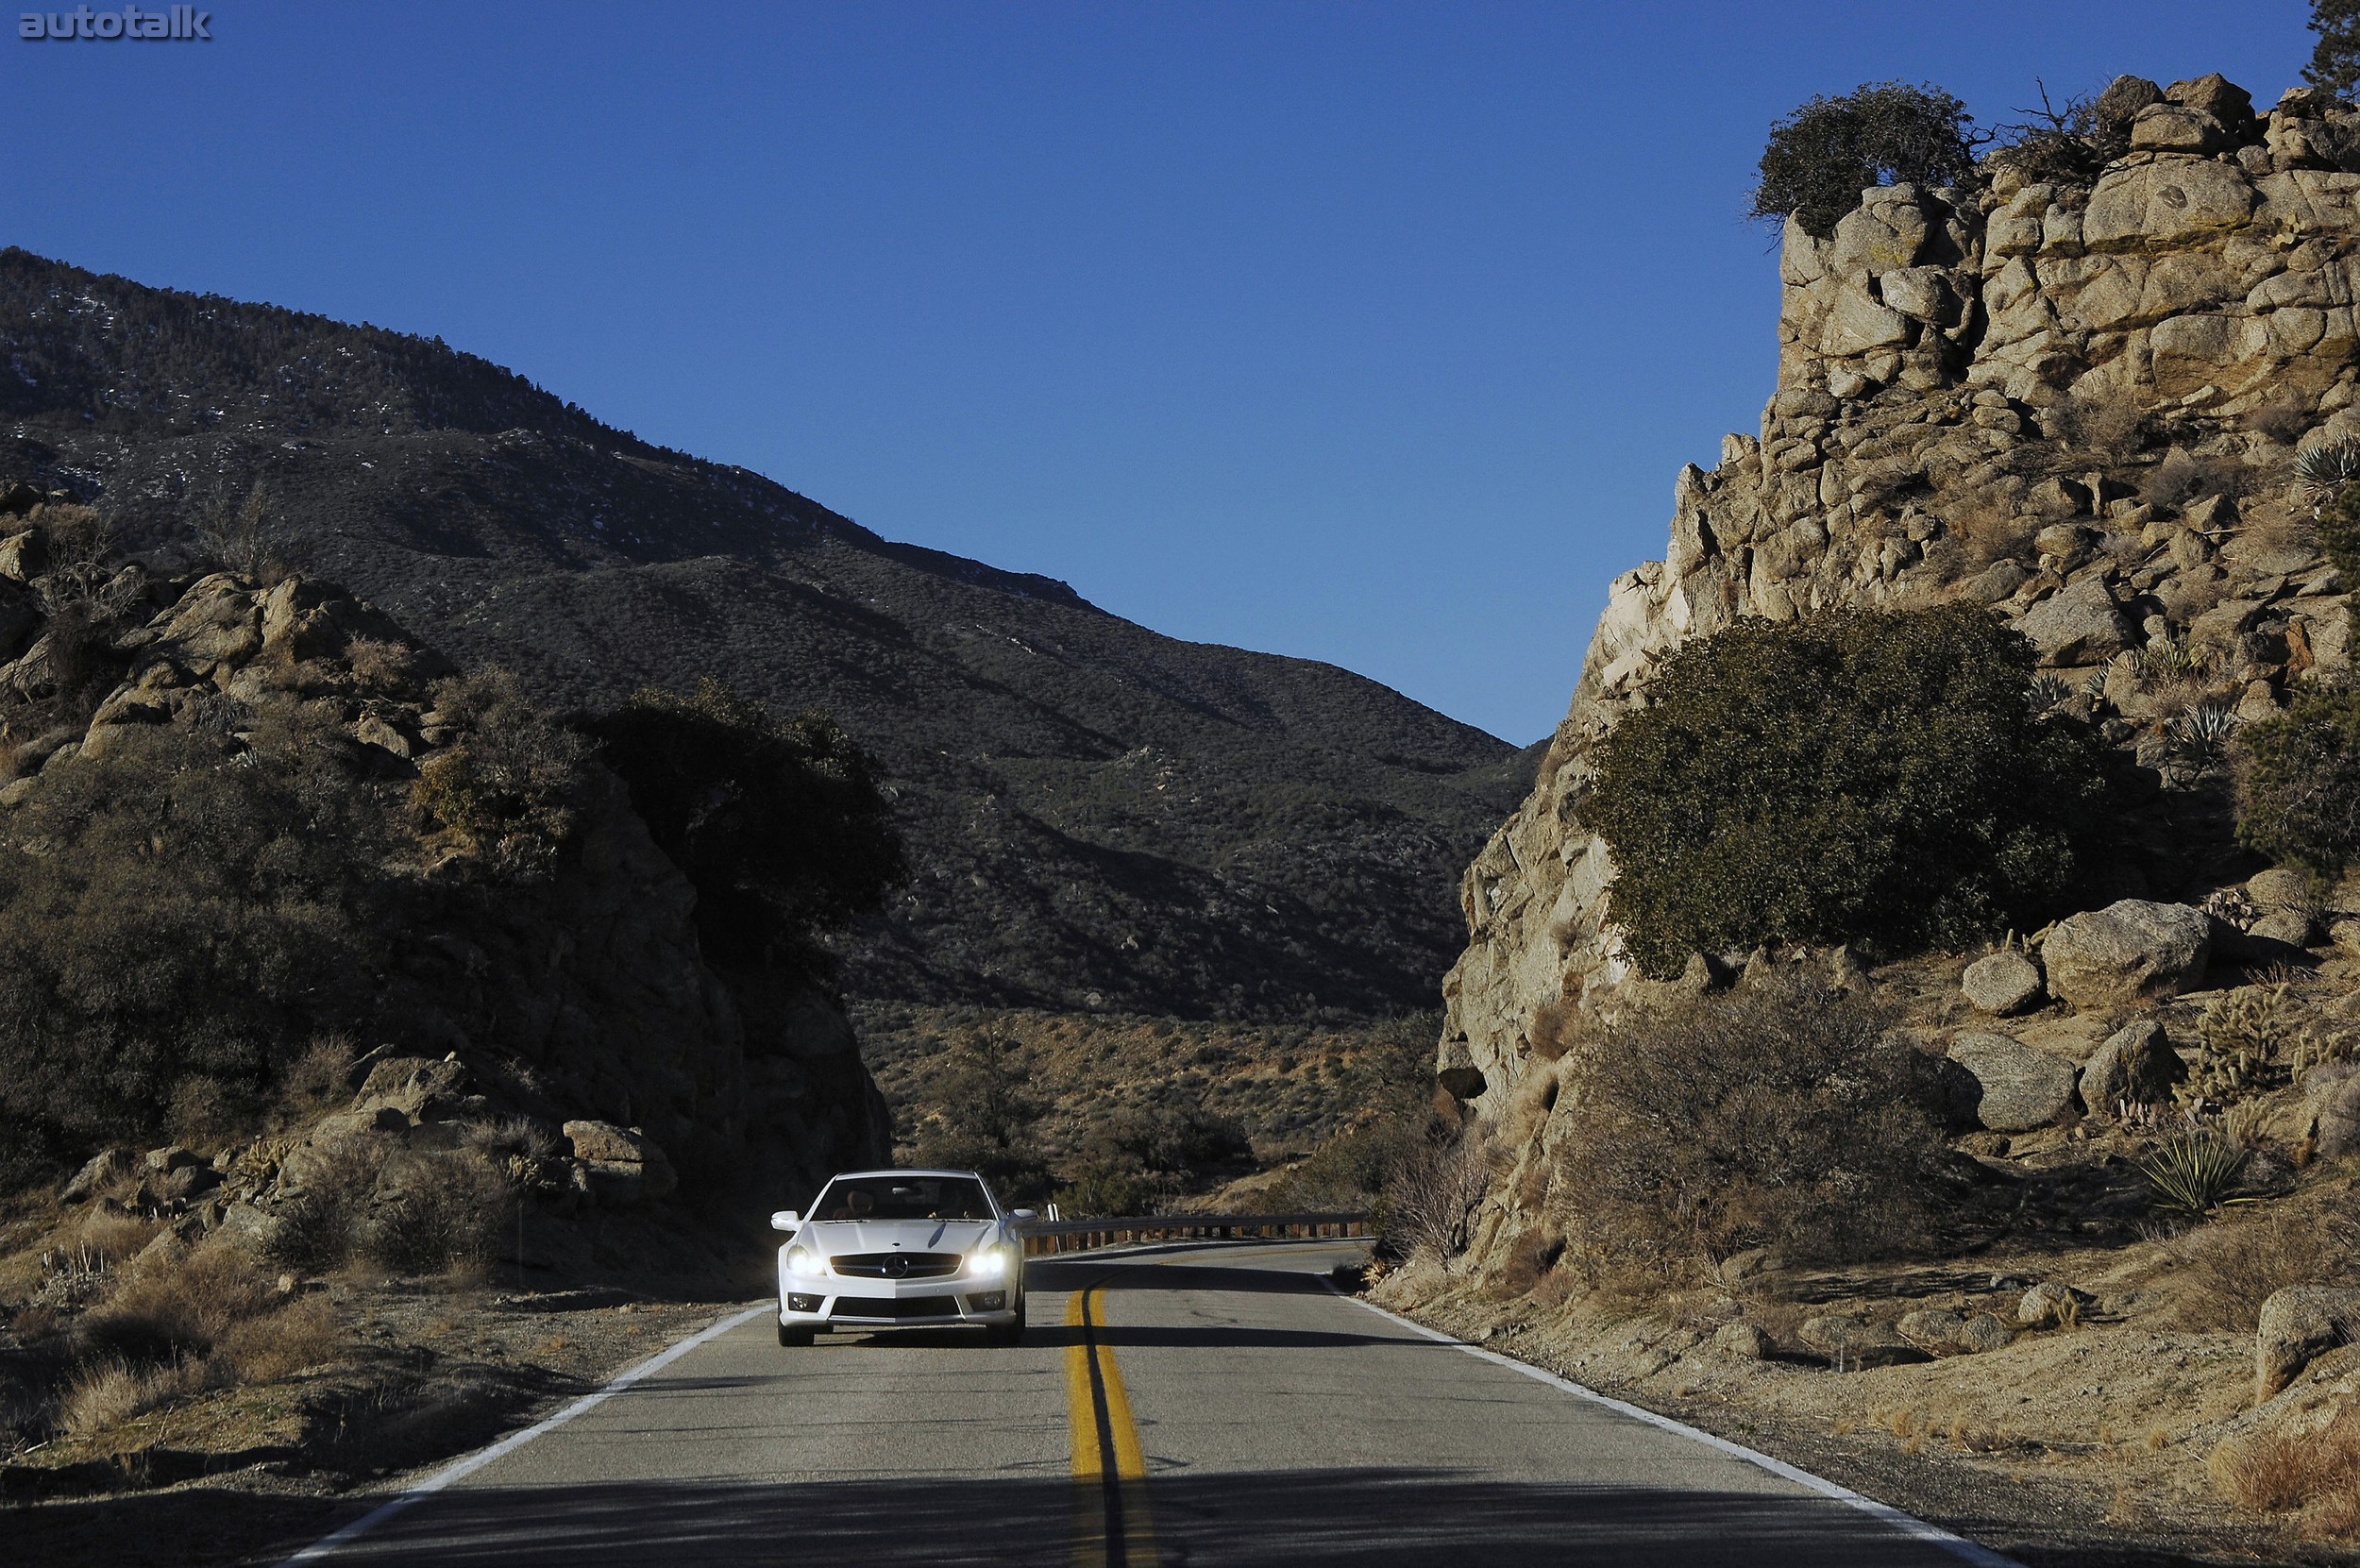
[801, 1219, 1002, 1255]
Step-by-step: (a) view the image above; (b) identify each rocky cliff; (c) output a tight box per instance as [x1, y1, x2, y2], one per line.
[0, 490, 885, 1205]
[1441, 73, 2360, 1119]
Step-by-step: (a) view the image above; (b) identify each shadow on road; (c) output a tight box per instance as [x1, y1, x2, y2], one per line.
[9, 1468, 2095, 1568]
[1028, 1256, 1347, 1298]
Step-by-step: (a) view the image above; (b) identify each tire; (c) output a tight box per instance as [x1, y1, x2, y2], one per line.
[986, 1295, 1026, 1347]
[778, 1322, 815, 1347]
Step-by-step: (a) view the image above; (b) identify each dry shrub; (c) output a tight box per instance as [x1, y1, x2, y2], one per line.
[59, 1356, 205, 1442]
[2146, 447, 2217, 510]
[2251, 392, 2315, 447]
[2176, 1207, 2351, 1332]
[343, 635, 414, 691]
[214, 1293, 340, 1382]
[1932, 491, 2036, 578]
[280, 1034, 359, 1110]
[2044, 392, 2156, 461]
[1554, 974, 1951, 1276]
[80, 1245, 279, 1361]
[267, 1132, 392, 1272]
[1383, 1123, 1490, 1264]
[2211, 1403, 2360, 1534]
[365, 1148, 511, 1275]
[1528, 1000, 1577, 1062]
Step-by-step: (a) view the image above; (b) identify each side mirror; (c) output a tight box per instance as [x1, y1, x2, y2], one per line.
[770, 1210, 800, 1232]
[1008, 1208, 1037, 1224]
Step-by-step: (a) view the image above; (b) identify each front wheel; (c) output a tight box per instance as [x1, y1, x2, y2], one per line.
[779, 1322, 815, 1347]
[986, 1296, 1026, 1347]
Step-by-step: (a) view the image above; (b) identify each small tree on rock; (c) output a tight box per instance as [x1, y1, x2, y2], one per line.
[1749, 81, 1977, 241]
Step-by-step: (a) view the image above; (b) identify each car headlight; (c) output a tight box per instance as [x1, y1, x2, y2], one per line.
[970, 1246, 1013, 1279]
[786, 1246, 830, 1276]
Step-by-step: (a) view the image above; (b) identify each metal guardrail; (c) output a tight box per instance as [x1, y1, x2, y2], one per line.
[1016, 1211, 1371, 1256]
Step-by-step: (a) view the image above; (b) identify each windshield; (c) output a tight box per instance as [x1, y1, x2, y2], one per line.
[813, 1175, 995, 1222]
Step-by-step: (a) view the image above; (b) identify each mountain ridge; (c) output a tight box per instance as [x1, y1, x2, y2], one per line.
[0, 246, 1533, 1019]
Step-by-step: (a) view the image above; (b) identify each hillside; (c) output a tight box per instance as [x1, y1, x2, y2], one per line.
[0, 247, 1534, 1020]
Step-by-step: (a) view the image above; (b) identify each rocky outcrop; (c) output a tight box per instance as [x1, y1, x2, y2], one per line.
[9, 555, 887, 1208]
[1441, 72, 2349, 1122]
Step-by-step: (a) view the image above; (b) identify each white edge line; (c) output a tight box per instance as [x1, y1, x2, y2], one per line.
[1326, 1281, 2021, 1568]
[275, 1302, 770, 1565]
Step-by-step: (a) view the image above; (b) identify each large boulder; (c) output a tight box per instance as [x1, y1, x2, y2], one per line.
[1947, 1033, 2080, 1132]
[2080, 1019, 2186, 1114]
[1896, 1307, 2014, 1357]
[1799, 1314, 1915, 1368]
[2017, 578, 2131, 666]
[564, 1120, 680, 1204]
[59, 1147, 138, 1204]
[2258, 1286, 2360, 1401]
[2041, 901, 2212, 1008]
[1962, 950, 2046, 1016]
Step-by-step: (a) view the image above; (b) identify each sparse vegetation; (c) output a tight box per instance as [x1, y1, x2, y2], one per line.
[1587, 606, 2122, 977]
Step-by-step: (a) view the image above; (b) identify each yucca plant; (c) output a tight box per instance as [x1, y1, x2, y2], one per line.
[2138, 1132, 2250, 1215]
[2295, 438, 2360, 516]
[2028, 674, 2071, 712]
[2165, 699, 2239, 777]
[2132, 636, 2212, 687]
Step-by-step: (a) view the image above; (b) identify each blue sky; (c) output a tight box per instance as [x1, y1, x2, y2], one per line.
[0, 1, 2317, 741]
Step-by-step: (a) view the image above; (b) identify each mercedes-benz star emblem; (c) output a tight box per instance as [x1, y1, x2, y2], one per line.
[885, 1256, 910, 1278]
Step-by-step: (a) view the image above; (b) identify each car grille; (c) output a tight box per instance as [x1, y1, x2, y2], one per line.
[831, 1252, 963, 1280]
[831, 1294, 960, 1321]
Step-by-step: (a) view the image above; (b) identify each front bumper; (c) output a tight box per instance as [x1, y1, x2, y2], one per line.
[778, 1276, 1020, 1329]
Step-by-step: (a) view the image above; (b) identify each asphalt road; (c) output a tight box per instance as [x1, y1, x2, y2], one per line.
[284, 1242, 1999, 1567]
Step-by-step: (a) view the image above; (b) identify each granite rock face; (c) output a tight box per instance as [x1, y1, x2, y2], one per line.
[1440, 71, 2349, 1126]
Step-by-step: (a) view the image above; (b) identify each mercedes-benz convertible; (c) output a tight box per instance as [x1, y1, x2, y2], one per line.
[770, 1169, 1033, 1346]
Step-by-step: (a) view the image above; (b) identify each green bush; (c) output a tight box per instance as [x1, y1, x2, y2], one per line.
[0, 725, 394, 1149]
[1555, 976, 1951, 1273]
[1587, 605, 2120, 978]
[1749, 82, 1977, 241]
[587, 679, 903, 969]
[2237, 686, 2360, 876]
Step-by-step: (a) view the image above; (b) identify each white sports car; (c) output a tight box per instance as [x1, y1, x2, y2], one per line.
[770, 1169, 1033, 1346]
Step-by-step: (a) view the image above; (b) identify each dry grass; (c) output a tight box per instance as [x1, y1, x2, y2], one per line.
[59, 1357, 205, 1442]
[212, 1294, 341, 1383]
[71, 1210, 161, 1268]
[2211, 1405, 2360, 1536]
[79, 1245, 281, 1361]
[1947, 491, 2039, 573]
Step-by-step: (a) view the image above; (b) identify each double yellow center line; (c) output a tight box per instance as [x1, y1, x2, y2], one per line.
[1064, 1281, 1154, 1568]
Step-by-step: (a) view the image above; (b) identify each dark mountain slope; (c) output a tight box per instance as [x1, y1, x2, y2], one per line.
[0, 248, 1534, 1018]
